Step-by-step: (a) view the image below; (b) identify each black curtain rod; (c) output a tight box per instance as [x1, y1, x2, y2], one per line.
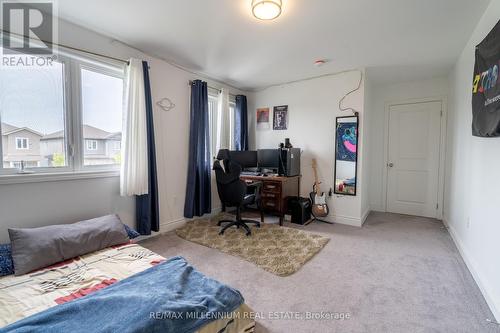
[1, 29, 129, 65]
[189, 80, 220, 92]
[188, 80, 239, 97]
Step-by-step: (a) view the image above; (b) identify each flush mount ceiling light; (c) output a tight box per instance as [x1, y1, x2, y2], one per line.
[252, 0, 282, 20]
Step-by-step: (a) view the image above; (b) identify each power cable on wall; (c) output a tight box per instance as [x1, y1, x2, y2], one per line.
[338, 70, 363, 116]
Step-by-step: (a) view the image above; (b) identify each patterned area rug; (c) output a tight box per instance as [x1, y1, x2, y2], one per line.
[175, 214, 330, 277]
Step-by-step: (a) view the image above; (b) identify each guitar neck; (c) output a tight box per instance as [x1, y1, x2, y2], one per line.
[312, 164, 321, 193]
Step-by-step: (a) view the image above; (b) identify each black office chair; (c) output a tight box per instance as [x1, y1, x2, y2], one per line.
[213, 158, 262, 236]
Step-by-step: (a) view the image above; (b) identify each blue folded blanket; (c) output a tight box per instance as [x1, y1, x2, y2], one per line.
[1, 256, 244, 333]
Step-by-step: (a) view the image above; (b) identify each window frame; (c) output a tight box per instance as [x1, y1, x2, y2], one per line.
[0, 55, 73, 175]
[15, 137, 29, 150]
[0, 47, 126, 180]
[86, 140, 98, 151]
[228, 100, 236, 150]
[207, 92, 237, 158]
[207, 94, 219, 159]
[77, 62, 125, 171]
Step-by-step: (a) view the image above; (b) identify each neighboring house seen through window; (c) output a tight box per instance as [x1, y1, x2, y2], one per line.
[0, 45, 125, 175]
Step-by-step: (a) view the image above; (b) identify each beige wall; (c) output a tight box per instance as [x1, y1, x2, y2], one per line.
[0, 18, 246, 242]
[444, 0, 500, 320]
[365, 76, 449, 212]
[248, 70, 368, 226]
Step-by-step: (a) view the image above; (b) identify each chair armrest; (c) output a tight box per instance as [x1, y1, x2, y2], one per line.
[245, 181, 262, 205]
[246, 180, 263, 189]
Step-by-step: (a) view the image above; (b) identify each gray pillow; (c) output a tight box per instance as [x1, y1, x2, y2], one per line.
[9, 215, 129, 276]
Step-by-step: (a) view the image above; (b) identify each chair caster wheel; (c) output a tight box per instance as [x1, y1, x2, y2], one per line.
[219, 231, 224, 235]
[246, 232, 251, 236]
[256, 224, 261, 228]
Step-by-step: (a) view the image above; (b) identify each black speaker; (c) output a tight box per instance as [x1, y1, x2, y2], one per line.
[288, 197, 312, 225]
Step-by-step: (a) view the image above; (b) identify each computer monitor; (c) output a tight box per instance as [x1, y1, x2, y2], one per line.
[229, 150, 258, 169]
[257, 149, 279, 171]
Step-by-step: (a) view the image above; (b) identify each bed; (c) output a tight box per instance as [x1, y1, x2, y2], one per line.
[0, 242, 255, 333]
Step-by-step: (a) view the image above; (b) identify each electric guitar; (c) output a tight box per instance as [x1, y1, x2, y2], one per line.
[310, 159, 329, 217]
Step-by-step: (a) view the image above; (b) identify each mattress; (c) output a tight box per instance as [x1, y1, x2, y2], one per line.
[0, 243, 255, 333]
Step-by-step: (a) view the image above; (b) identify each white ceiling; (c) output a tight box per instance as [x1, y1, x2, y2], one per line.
[57, 0, 490, 91]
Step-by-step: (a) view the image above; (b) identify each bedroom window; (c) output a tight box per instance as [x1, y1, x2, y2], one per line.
[1, 61, 66, 170]
[228, 101, 236, 150]
[0, 46, 125, 178]
[81, 68, 124, 166]
[208, 94, 219, 159]
[207, 91, 236, 159]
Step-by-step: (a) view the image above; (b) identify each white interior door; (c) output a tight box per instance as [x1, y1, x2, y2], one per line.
[386, 101, 442, 218]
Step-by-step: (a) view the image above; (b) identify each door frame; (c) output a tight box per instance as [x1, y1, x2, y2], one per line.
[382, 96, 447, 220]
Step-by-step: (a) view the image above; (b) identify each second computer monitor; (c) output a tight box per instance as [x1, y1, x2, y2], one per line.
[229, 150, 258, 169]
[257, 149, 279, 171]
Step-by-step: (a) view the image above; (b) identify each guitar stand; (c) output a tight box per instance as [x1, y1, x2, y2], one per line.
[308, 213, 334, 225]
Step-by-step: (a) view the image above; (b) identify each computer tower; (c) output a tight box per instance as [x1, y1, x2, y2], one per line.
[278, 148, 300, 177]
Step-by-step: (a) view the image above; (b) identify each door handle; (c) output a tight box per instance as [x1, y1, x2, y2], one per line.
[387, 162, 394, 168]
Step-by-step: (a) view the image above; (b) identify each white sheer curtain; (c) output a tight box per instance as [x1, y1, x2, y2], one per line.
[216, 88, 230, 151]
[120, 58, 149, 196]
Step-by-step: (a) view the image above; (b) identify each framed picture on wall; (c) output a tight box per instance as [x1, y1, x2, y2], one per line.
[273, 105, 288, 130]
[257, 108, 270, 123]
[257, 107, 270, 130]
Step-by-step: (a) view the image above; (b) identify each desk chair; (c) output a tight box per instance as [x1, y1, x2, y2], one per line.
[213, 159, 262, 236]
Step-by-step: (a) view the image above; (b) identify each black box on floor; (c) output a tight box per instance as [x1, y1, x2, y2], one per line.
[287, 197, 312, 225]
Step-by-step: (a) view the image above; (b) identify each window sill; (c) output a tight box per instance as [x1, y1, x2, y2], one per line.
[0, 170, 120, 185]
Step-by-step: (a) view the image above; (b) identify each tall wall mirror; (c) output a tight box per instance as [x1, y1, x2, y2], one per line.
[334, 115, 359, 196]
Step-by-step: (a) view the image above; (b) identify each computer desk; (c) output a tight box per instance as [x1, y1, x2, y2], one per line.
[239, 174, 301, 226]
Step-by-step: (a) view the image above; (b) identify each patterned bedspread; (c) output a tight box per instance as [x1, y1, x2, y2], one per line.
[0, 243, 255, 333]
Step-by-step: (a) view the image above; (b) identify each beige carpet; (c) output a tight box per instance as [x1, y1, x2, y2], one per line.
[175, 214, 329, 276]
[142, 212, 498, 333]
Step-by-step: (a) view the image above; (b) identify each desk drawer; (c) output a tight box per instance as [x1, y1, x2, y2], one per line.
[262, 198, 280, 210]
[261, 192, 279, 199]
[262, 181, 281, 193]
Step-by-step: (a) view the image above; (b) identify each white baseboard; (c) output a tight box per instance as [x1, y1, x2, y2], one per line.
[443, 218, 500, 322]
[159, 217, 188, 233]
[361, 208, 371, 226]
[326, 213, 363, 227]
[155, 207, 367, 230]
[158, 207, 223, 233]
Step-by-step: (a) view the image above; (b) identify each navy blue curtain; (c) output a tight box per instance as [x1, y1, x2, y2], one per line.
[234, 95, 249, 151]
[184, 80, 212, 218]
[136, 61, 159, 235]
